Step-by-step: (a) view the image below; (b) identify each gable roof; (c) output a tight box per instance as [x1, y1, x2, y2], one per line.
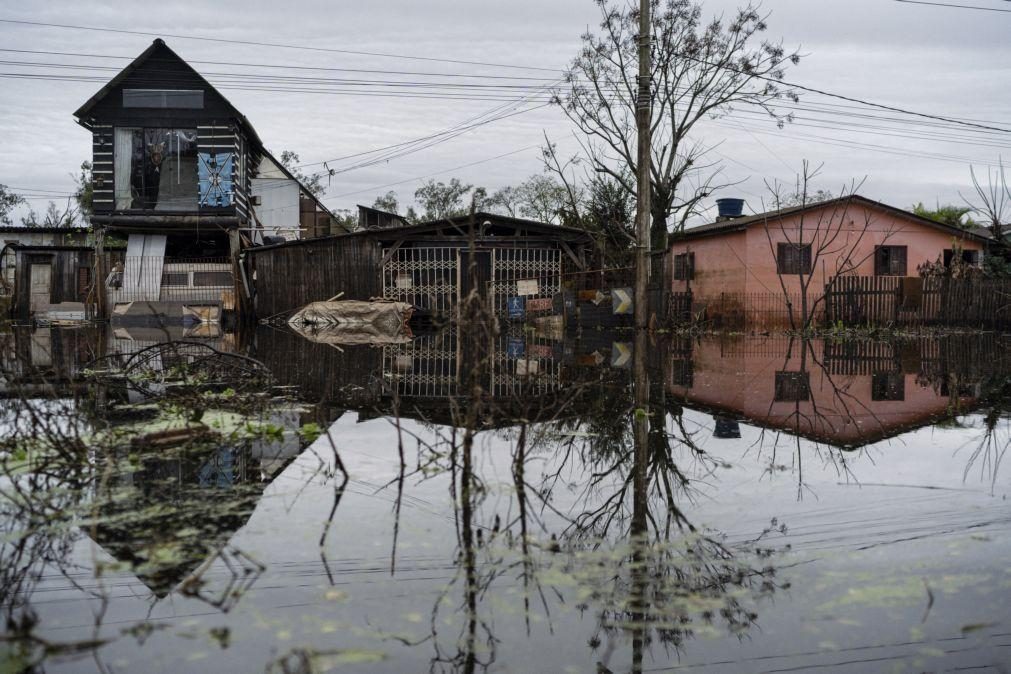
[72, 39, 263, 148]
[674, 195, 993, 244]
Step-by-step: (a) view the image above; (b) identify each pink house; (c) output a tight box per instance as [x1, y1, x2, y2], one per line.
[667, 195, 990, 327]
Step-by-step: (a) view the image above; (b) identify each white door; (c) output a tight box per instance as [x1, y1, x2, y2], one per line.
[30, 263, 51, 314]
[122, 233, 167, 301]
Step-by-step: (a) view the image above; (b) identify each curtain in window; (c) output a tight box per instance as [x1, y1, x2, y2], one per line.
[113, 128, 134, 209]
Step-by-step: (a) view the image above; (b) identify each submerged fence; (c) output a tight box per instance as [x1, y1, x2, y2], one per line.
[106, 257, 234, 305]
[688, 292, 824, 330]
[670, 277, 1011, 330]
[824, 276, 1011, 329]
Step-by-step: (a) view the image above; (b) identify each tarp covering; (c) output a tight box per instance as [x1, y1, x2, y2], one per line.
[288, 299, 414, 346]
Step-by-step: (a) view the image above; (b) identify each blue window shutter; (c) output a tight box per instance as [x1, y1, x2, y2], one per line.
[198, 152, 234, 207]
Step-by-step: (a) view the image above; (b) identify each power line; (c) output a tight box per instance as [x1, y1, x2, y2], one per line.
[0, 18, 560, 72]
[662, 51, 1011, 134]
[893, 0, 1011, 12]
[324, 146, 539, 201]
[0, 48, 563, 81]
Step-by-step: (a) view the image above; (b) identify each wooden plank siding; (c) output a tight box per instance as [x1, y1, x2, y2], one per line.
[11, 248, 96, 320]
[246, 237, 382, 320]
[91, 125, 115, 212]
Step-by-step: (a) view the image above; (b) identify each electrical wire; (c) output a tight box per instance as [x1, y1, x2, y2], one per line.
[893, 0, 1011, 11]
[0, 18, 561, 72]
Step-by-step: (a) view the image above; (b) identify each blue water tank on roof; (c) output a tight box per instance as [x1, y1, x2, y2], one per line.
[716, 198, 745, 218]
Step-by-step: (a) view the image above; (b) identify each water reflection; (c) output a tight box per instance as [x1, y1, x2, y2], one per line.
[1, 323, 1009, 671]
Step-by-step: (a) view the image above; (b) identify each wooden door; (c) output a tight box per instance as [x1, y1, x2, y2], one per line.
[29, 263, 52, 314]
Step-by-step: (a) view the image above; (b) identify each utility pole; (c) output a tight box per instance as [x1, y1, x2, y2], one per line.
[631, 0, 652, 539]
[633, 0, 652, 335]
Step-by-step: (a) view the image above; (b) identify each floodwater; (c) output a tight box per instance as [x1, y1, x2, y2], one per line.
[1, 321, 1009, 673]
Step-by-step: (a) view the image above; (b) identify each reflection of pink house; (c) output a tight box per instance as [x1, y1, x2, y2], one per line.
[666, 337, 980, 448]
[668, 196, 989, 327]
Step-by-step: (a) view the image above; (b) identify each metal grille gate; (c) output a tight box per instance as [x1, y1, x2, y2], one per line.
[489, 248, 562, 316]
[383, 246, 562, 317]
[382, 247, 458, 315]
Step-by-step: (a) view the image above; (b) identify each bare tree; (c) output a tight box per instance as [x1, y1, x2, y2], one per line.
[20, 198, 79, 229]
[962, 159, 1010, 244]
[552, 0, 800, 249]
[762, 162, 890, 331]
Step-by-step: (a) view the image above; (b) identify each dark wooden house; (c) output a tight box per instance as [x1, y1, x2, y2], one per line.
[72, 38, 345, 320]
[246, 212, 595, 320]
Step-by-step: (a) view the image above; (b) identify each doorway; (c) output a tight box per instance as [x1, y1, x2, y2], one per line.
[29, 263, 52, 315]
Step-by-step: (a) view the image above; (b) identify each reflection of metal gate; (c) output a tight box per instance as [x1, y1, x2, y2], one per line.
[382, 330, 458, 398]
[492, 324, 562, 397]
[489, 248, 561, 316]
[382, 247, 457, 314]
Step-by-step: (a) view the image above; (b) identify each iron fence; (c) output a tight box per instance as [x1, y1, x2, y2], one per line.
[106, 256, 234, 305]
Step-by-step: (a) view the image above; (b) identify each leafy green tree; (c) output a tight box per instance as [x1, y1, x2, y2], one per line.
[279, 150, 325, 198]
[73, 161, 94, 222]
[515, 175, 569, 223]
[584, 173, 637, 265]
[0, 184, 26, 226]
[331, 208, 359, 232]
[486, 175, 571, 224]
[371, 190, 400, 214]
[414, 178, 486, 220]
[912, 201, 976, 229]
[485, 185, 520, 217]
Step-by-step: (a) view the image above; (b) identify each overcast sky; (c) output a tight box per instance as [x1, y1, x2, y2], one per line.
[0, 0, 1009, 225]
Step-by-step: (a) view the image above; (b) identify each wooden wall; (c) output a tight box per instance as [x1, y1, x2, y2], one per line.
[246, 237, 382, 320]
[12, 249, 95, 320]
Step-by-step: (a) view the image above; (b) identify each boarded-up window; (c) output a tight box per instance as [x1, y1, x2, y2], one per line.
[193, 271, 233, 287]
[673, 252, 695, 281]
[874, 245, 907, 276]
[774, 371, 810, 402]
[776, 243, 812, 275]
[77, 266, 91, 298]
[871, 371, 905, 401]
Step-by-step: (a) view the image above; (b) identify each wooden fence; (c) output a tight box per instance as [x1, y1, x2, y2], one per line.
[245, 237, 382, 321]
[824, 276, 1011, 328]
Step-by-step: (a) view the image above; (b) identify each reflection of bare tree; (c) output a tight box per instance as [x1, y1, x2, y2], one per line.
[964, 376, 1011, 493]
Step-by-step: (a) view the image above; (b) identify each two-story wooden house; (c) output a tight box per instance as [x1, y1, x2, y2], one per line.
[74, 39, 344, 323]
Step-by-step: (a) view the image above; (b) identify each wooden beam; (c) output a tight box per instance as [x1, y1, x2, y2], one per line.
[559, 240, 584, 270]
[381, 239, 405, 266]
